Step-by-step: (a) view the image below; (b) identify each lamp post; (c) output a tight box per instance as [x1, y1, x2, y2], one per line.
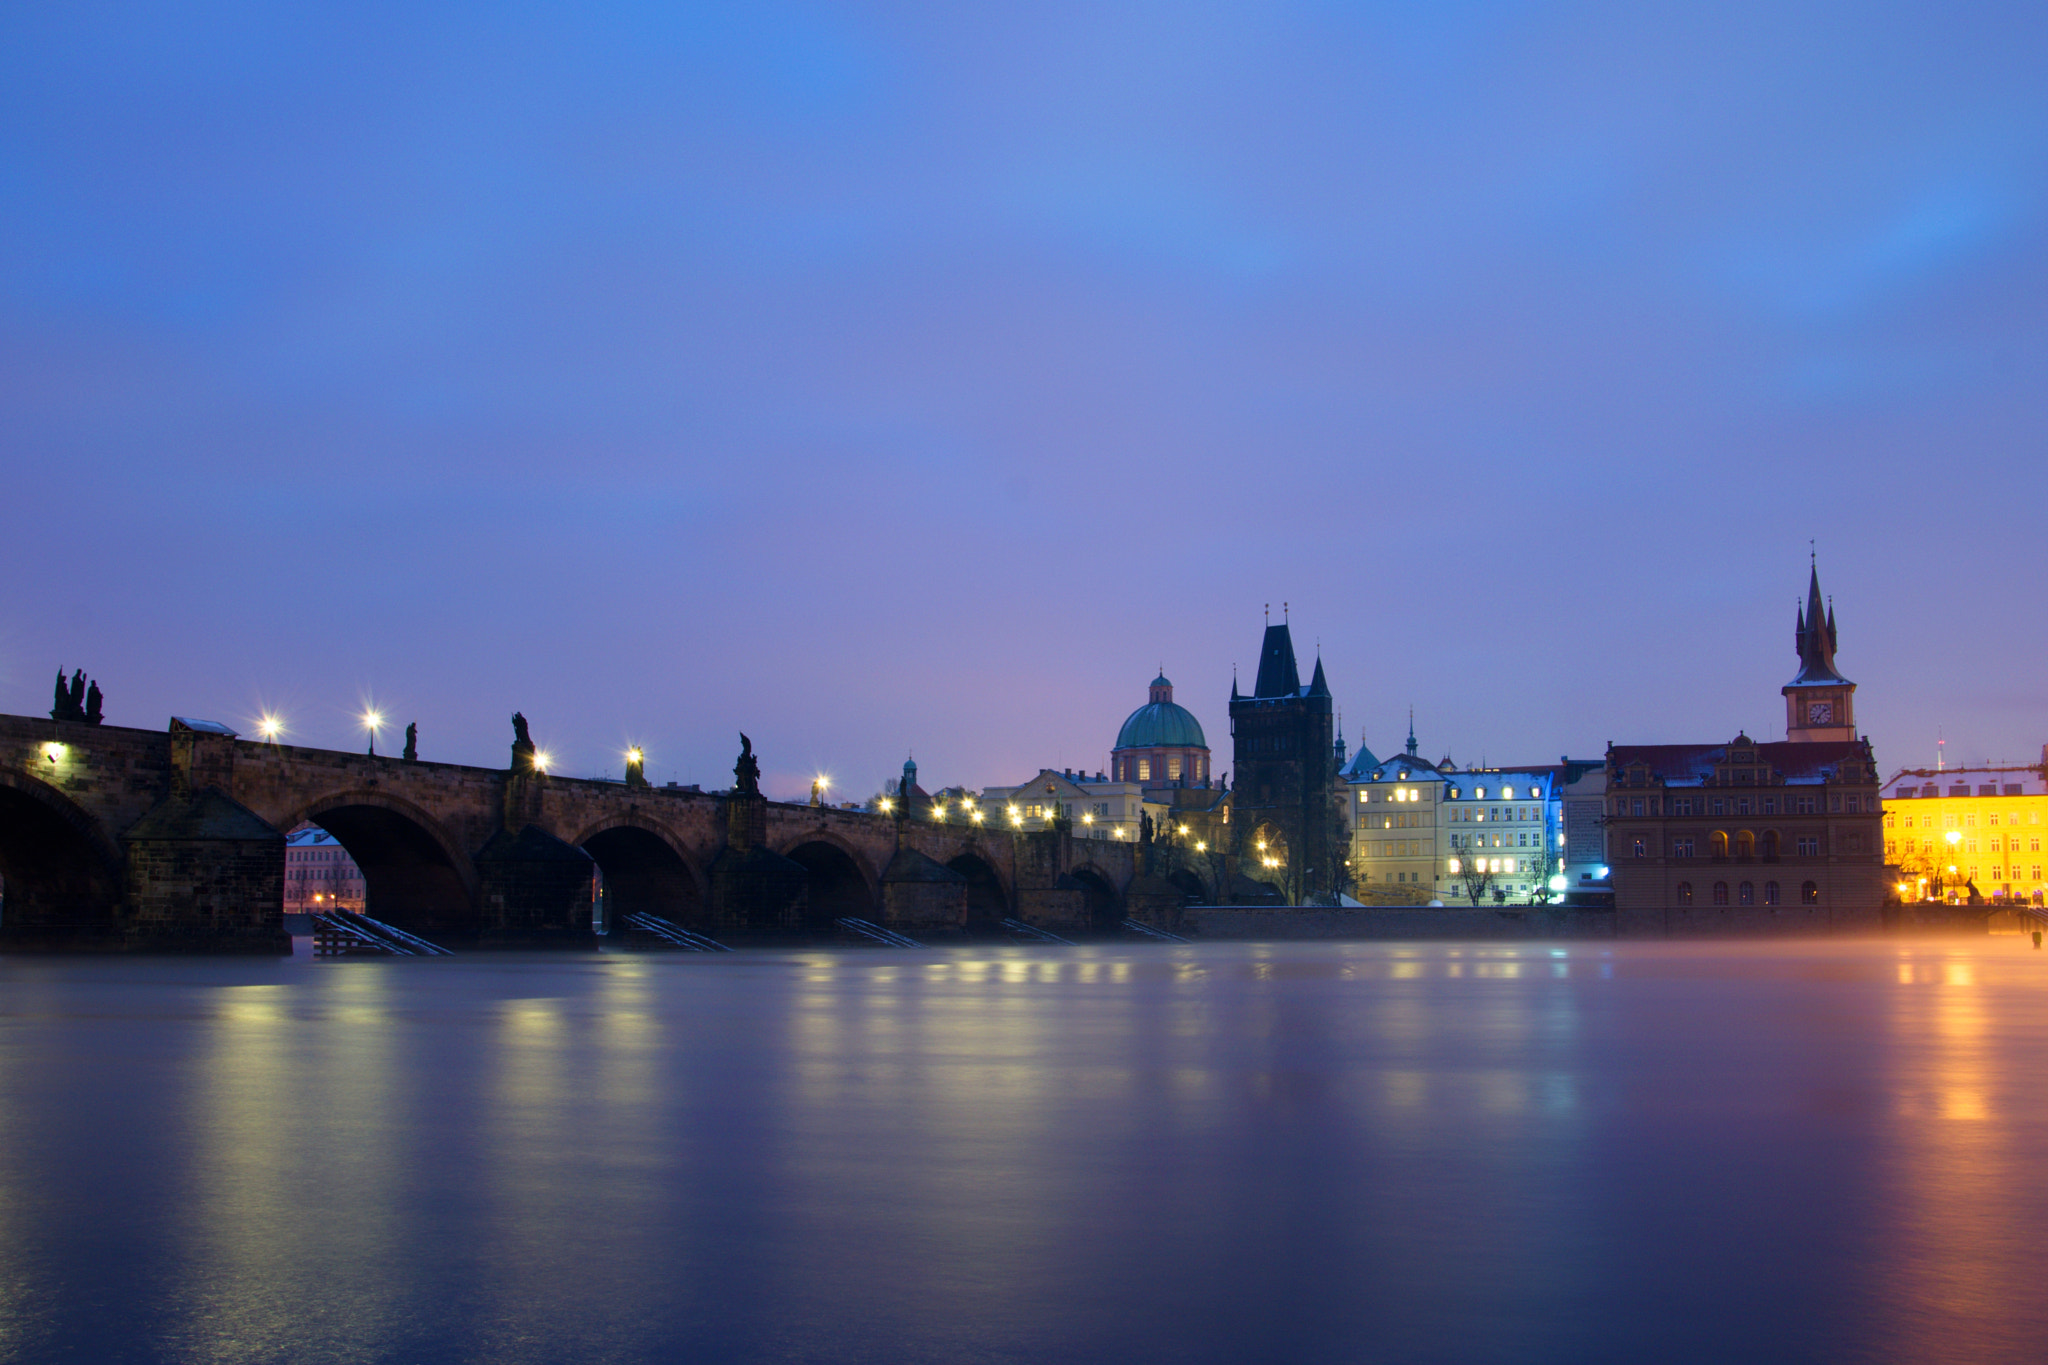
[362, 709, 384, 757]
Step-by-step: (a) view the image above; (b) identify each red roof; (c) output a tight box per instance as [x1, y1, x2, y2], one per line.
[1608, 740, 1869, 785]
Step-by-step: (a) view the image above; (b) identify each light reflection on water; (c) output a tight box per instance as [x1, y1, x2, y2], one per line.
[0, 939, 2045, 1364]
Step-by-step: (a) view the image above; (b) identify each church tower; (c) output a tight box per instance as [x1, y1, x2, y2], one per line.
[1783, 563, 1857, 743]
[1229, 612, 1340, 900]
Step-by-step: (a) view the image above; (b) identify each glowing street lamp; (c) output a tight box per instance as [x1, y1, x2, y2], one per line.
[879, 797, 895, 815]
[361, 708, 385, 756]
[532, 749, 553, 775]
[257, 714, 283, 743]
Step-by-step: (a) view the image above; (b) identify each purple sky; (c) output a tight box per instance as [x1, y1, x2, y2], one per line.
[4, 2, 2045, 799]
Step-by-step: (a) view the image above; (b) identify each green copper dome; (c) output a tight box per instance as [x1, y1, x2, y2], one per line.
[1114, 673, 1207, 751]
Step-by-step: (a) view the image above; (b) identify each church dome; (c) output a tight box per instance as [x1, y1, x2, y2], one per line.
[1114, 673, 1207, 751]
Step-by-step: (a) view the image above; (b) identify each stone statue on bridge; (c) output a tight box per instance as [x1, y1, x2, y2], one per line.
[403, 722, 418, 762]
[734, 733, 761, 796]
[510, 712, 535, 770]
[51, 669, 102, 725]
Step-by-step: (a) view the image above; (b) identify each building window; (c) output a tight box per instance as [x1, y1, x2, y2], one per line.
[1632, 838, 1647, 858]
[1884, 813, 1895, 828]
[1709, 830, 1729, 857]
[1677, 882, 1693, 905]
[1739, 881, 1754, 905]
[1736, 798, 1752, 816]
[1137, 759, 1150, 781]
[1712, 798, 1726, 816]
[1735, 830, 1754, 858]
[1674, 838, 1695, 857]
[1796, 797, 1817, 814]
[1760, 830, 1779, 859]
[1966, 813, 1977, 827]
[1801, 881, 1820, 905]
[1796, 836, 1820, 856]
[1885, 841, 1897, 857]
[1764, 881, 1780, 905]
[1712, 881, 1729, 905]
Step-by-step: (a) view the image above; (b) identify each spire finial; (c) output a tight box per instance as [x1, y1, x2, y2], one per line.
[1264, 603, 1269, 623]
[1284, 601, 1290, 621]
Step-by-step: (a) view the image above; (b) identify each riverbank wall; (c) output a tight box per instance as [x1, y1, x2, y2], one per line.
[1185, 906, 1618, 940]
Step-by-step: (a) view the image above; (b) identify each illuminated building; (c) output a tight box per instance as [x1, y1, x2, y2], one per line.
[1881, 750, 2048, 904]
[980, 769, 1148, 840]
[1340, 721, 1585, 903]
[1110, 673, 1212, 789]
[1604, 564, 1886, 932]
[285, 824, 363, 914]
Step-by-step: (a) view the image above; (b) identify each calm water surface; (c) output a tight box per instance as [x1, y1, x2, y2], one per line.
[1, 938, 2044, 1364]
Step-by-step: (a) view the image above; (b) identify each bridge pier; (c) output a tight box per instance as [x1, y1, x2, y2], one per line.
[473, 824, 598, 948]
[121, 788, 291, 953]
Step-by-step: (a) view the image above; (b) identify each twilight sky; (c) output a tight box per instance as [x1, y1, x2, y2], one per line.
[3, 1, 2044, 799]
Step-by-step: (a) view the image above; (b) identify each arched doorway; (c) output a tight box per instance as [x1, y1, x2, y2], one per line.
[784, 841, 876, 929]
[946, 853, 1008, 926]
[1168, 869, 1208, 905]
[0, 775, 122, 943]
[1069, 867, 1122, 931]
[298, 800, 475, 941]
[582, 826, 701, 931]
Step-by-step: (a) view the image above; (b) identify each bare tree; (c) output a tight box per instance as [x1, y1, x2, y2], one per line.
[1450, 834, 1500, 907]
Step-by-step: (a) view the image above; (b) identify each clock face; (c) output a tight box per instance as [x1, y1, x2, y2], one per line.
[1807, 700, 1834, 725]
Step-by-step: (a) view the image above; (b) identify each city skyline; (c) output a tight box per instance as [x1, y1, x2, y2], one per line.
[5, 2, 2044, 798]
[11, 559, 2033, 803]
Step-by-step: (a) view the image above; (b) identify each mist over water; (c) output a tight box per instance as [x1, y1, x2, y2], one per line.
[0, 939, 2043, 1364]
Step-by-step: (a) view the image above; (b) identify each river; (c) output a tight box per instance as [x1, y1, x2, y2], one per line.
[0, 937, 2043, 1364]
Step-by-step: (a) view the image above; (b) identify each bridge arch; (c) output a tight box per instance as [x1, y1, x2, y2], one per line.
[945, 851, 1010, 924]
[0, 768, 125, 937]
[777, 833, 880, 929]
[569, 817, 705, 930]
[277, 789, 477, 939]
[1067, 864, 1123, 930]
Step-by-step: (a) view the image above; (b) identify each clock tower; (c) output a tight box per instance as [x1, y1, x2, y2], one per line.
[1783, 563, 1856, 743]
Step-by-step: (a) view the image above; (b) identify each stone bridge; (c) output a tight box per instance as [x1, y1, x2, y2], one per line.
[0, 713, 1225, 953]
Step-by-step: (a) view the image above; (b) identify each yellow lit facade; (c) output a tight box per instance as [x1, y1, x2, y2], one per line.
[1882, 761, 2048, 905]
